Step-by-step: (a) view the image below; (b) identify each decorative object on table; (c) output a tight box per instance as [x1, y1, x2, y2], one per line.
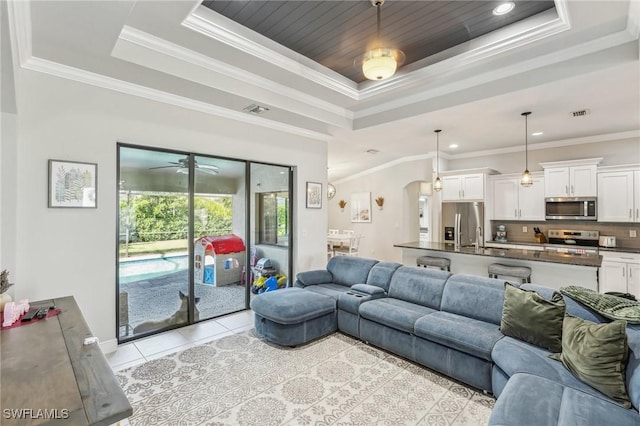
[306, 181, 322, 209]
[327, 183, 336, 199]
[534, 227, 547, 243]
[2, 299, 29, 327]
[375, 196, 384, 210]
[338, 199, 347, 212]
[351, 192, 372, 223]
[0, 269, 14, 312]
[48, 159, 97, 208]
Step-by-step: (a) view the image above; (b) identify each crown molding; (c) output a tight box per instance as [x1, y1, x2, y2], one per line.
[353, 27, 636, 120]
[23, 57, 332, 142]
[6, 0, 31, 67]
[333, 131, 639, 183]
[184, 2, 571, 104]
[357, 4, 572, 99]
[116, 26, 353, 126]
[182, 6, 360, 100]
[627, 0, 640, 39]
[450, 131, 639, 160]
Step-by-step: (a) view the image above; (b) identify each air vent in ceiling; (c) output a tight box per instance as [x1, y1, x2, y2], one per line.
[570, 109, 590, 117]
[243, 104, 270, 114]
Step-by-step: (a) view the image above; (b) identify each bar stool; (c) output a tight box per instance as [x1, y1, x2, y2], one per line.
[417, 256, 451, 271]
[488, 263, 531, 284]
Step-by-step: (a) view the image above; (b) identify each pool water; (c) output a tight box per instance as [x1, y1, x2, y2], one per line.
[119, 255, 188, 284]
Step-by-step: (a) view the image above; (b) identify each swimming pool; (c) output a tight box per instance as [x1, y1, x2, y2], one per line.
[119, 255, 188, 284]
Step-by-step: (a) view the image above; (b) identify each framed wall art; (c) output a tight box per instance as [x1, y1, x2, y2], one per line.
[351, 192, 371, 223]
[306, 181, 322, 209]
[48, 159, 97, 208]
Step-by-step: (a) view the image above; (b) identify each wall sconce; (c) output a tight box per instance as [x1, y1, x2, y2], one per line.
[338, 200, 347, 212]
[375, 197, 384, 210]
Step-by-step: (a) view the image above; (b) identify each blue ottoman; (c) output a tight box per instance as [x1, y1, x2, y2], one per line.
[250, 287, 337, 346]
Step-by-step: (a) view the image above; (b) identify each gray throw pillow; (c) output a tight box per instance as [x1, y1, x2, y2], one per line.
[550, 315, 631, 408]
[500, 283, 565, 352]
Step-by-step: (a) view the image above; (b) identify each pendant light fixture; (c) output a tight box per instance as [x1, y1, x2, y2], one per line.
[520, 111, 533, 187]
[360, 0, 405, 81]
[433, 129, 443, 192]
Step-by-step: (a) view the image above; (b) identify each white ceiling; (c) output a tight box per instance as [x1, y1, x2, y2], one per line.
[4, 0, 640, 181]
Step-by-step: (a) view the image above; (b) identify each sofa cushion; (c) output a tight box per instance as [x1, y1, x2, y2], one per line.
[551, 315, 631, 408]
[491, 336, 622, 402]
[414, 311, 503, 361]
[365, 261, 402, 293]
[488, 373, 640, 426]
[326, 256, 379, 286]
[250, 288, 335, 324]
[500, 283, 565, 352]
[521, 284, 606, 323]
[440, 274, 506, 325]
[560, 286, 640, 324]
[294, 269, 333, 288]
[387, 266, 451, 308]
[304, 283, 353, 299]
[626, 325, 640, 411]
[359, 298, 437, 334]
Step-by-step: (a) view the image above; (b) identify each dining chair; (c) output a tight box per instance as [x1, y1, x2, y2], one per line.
[343, 230, 355, 236]
[334, 234, 360, 257]
[328, 229, 340, 234]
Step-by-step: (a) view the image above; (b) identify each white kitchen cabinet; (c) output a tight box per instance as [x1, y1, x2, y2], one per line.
[597, 169, 640, 222]
[491, 176, 545, 221]
[442, 173, 484, 201]
[544, 165, 597, 197]
[599, 252, 640, 297]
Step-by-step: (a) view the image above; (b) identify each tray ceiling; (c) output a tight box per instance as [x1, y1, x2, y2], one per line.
[203, 0, 556, 82]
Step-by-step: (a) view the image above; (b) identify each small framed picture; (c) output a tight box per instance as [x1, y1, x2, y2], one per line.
[306, 181, 322, 209]
[48, 159, 97, 208]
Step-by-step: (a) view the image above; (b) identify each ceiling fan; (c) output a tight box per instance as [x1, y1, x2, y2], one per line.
[149, 157, 219, 175]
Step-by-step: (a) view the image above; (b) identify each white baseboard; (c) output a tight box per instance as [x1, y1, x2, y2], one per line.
[100, 338, 118, 354]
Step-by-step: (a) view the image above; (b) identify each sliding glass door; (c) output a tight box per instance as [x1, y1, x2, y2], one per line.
[117, 147, 191, 339]
[192, 156, 247, 321]
[117, 145, 293, 342]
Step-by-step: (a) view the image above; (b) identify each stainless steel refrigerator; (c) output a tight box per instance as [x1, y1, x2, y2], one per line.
[442, 202, 484, 248]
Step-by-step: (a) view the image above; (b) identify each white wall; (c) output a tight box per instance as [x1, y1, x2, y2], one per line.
[330, 158, 433, 262]
[1, 112, 18, 291]
[10, 70, 328, 344]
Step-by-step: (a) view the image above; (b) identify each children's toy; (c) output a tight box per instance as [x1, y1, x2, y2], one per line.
[194, 234, 246, 286]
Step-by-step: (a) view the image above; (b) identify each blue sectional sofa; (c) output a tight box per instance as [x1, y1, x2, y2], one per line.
[289, 256, 640, 426]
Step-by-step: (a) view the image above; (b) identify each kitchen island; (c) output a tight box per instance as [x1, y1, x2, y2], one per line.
[394, 241, 602, 291]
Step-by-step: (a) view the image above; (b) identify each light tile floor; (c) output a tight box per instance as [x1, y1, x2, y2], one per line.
[107, 309, 254, 373]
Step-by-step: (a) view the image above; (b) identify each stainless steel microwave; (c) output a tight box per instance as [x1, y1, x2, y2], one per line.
[545, 197, 597, 220]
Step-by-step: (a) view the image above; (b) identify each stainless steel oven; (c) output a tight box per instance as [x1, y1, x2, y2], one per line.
[545, 229, 599, 255]
[545, 197, 596, 220]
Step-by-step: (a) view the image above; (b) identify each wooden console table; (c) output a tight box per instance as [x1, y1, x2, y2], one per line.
[1, 296, 132, 425]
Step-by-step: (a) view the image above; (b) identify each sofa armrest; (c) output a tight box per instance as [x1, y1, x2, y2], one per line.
[350, 283, 386, 296]
[295, 270, 333, 287]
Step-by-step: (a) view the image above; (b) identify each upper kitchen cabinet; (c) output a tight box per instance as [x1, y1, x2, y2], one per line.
[540, 158, 602, 198]
[597, 167, 640, 222]
[441, 172, 493, 201]
[491, 174, 545, 221]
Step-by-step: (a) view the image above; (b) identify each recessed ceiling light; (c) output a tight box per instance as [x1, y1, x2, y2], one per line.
[449, 144, 459, 149]
[532, 132, 544, 136]
[366, 149, 379, 154]
[493, 2, 515, 16]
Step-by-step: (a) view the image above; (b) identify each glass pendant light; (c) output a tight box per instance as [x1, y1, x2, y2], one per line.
[520, 112, 533, 187]
[433, 129, 443, 192]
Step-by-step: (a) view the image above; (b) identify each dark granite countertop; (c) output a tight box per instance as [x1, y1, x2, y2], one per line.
[394, 241, 602, 267]
[485, 240, 640, 254]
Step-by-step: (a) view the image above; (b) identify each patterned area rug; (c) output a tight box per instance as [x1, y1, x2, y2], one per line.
[116, 330, 495, 425]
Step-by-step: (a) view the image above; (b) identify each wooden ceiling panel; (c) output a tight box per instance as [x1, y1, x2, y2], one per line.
[205, 1, 556, 82]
